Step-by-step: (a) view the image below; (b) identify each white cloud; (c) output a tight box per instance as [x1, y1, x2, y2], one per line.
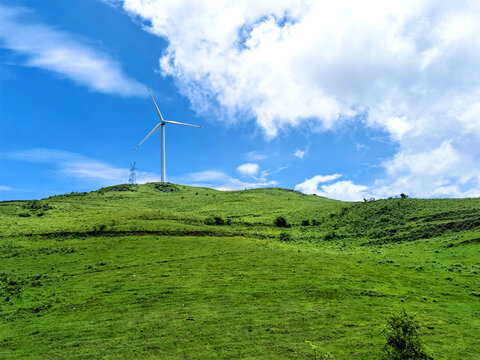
[356, 143, 369, 151]
[0, 185, 14, 191]
[0, 4, 144, 96]
[2, 149, 279, 192]
[1, 148, 159, 186]
[237, 163, 260, 177]
[117, 0, 480, 198]
[316, 181, 369, 202]
[295, 174, 341, 193]
[245, 151, 267, 161]
[99, 0, 123, 8]
[185, 169, 278, 191]
[0, 148, 83, 163]
[294, 149, 306, 159]
[61, 161, 160, 184]
[215, 178, 278, 191]
[188, 170, 229, 182]
[295, 174, 368, 201]
[371, 141, 477, 198]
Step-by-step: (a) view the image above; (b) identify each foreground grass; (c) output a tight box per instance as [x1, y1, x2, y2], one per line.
[1, 184, 479, 359]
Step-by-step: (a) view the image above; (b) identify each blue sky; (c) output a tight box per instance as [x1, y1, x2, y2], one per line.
[1, 0, 480, 201]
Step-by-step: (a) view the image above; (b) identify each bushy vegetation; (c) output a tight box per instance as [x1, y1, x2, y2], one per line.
[279, 231, 292, 241]
[382, 311, 434, 360]
[204, 214, 230, 225]
[97, 184, 137, 193]
[274, 215, 290, 228]
[0, 183, 479, 359]
[152, 182, 180, 192]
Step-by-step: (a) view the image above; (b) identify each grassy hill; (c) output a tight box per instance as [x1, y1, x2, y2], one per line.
[0, 183, 479, 359]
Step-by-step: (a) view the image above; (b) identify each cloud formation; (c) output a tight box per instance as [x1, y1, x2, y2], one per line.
[0, 4, 144, 96]
[237, 163, 260, 177]
[1, 149, 279, 192]
[118, 0, 480, 198]
[0, 148, 159, 185]
[295, 174, 368, 201]
[294, 150, 305, 159]
[185, 169, 278, 191]
[245, 151, 267, 161]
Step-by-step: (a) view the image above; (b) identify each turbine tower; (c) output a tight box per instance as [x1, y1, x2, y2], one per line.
[135, 87, 202, 183]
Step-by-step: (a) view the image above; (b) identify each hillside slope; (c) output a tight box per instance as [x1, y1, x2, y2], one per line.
[0, 183, 479, 359]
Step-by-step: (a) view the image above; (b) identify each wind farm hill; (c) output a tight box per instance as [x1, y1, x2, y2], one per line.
[1, 183, 479, 359]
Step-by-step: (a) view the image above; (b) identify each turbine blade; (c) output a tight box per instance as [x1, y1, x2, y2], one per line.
[163, 120, 203, 128]
[147, 87, 165, 121]
[134, 122, 162, 150]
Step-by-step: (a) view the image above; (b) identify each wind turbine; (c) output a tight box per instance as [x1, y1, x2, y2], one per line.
[135, 87, 203, 183]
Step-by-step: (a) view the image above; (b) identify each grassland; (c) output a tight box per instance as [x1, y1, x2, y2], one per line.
[0, 183, 479, 359]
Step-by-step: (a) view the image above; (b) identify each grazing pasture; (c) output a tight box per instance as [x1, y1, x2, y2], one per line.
[0, 183, 479, 359]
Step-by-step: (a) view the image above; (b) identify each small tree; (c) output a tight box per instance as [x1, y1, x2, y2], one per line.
[382, 311, 434, 360]
[400, 193, 409, 199]
[274, 216, 289, 228]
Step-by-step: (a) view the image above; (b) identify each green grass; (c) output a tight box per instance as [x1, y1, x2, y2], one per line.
[0, 183, 479, 359]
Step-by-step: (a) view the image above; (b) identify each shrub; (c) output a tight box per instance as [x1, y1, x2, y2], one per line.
[382, 311, 434, 360]
[279, 232, 292, 241]
[311, 219, 320, 226]
[274, 216, 290, 228]
[19, 213, 31, 218]
[324, 231, 337, 241]
[152, 183, 179, 193]
[24, 201, 53, 213]
[29, 201, 42, 210]
[204, 215, 225, 225]
[98, 184, 137, 193]
[301, 220, 310, 226]
[93, 224, 107, 233]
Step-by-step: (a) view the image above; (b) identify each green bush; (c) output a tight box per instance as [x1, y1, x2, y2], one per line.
[98, 184, 137, 193]
[24, 201, 53, 213]
[382, 311, 434, 360]
[93, 224, 107, 233]
[18, 213, 31, 218]
[301, 219, 310, 226]
[324, 231, 337, 241]
[153, 183, 179, 192]
[279, 232, 292, 241]
[204, 215, 225, 225]
[274, 216, 290, 228]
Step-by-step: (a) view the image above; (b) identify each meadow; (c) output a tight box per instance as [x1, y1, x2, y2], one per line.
[0, 183, 479, 359]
